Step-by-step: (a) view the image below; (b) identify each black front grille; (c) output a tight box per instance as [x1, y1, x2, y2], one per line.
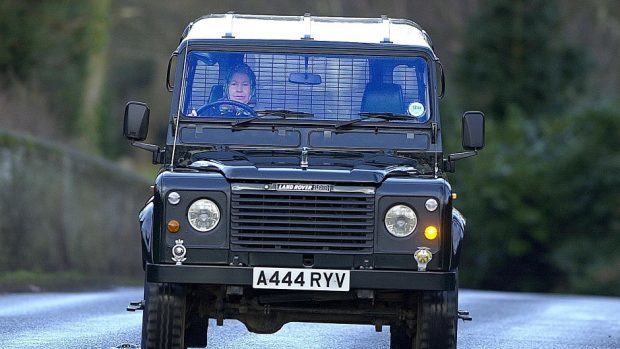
[231, 187, 375, 253]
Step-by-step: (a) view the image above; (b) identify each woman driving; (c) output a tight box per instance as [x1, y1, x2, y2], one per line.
[224, 63, 256, 106]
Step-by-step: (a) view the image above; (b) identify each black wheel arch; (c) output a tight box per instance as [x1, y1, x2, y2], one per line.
[139, 197, 155, 269]
[450, 208, 466, 270]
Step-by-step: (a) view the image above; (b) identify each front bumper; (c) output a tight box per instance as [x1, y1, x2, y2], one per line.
[146, 263, 456, 291]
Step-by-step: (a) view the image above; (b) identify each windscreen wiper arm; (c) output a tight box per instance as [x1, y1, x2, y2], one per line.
[232, 109, 314, 129]
[334, 112, 414, 130]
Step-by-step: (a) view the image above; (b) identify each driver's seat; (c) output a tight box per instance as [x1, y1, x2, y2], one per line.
[208, 85, 224, 103]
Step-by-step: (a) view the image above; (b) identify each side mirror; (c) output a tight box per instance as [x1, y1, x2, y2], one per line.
[123, 101, 150, 141]
[444, 111, 485, 173]
[462, 111, 485, 150]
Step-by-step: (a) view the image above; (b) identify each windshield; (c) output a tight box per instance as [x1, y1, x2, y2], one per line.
[180, 50, 431, 123]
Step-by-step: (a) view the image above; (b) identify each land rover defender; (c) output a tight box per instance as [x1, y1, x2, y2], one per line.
[124, 13, 484, 349]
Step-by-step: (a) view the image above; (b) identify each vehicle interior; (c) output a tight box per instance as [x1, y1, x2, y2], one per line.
[181, 51, 431, 123]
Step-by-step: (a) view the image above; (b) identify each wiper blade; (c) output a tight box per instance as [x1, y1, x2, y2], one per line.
[358, 112, 413, 118]
[232, 109, 314, 128]
[259, 109, 314, 117]
[334, 112, 414, 130]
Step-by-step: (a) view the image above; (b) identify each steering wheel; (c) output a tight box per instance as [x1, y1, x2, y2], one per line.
[196, 100, 257, 117]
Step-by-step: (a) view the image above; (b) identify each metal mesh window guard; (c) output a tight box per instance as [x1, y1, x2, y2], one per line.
[183, 51, 429, 122]
[186, 60, 220, 113]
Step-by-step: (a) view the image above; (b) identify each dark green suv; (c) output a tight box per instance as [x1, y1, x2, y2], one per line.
[124, 13, 484, 349]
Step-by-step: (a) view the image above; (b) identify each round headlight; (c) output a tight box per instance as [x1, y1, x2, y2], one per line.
[385, 204, 417, 237]
[425, 198, 438, 212]
[187, 199, 220, 232]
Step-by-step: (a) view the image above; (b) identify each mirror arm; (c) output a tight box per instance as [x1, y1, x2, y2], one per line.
[131, 141, 165, 164]
[443, 150, 478, 173]
[448, 150, 478, 161]
[131, 141, 158, 153]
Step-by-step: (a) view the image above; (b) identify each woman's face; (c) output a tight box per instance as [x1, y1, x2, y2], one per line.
[228, 72, 251, 104]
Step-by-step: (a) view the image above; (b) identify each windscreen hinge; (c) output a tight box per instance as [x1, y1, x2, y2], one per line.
[170, 116, 179, 136]
[431, 122, 438, 144]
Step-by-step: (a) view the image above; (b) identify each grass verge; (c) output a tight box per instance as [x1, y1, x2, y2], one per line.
[0, 270, 142, 293]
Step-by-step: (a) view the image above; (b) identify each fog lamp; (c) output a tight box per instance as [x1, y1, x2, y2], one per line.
[424, 226, 438, 240]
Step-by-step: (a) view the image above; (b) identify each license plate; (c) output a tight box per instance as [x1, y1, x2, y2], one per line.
[252, 267, 350, 292]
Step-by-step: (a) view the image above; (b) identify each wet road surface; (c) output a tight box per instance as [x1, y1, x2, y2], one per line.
[0, 287, 618, 348]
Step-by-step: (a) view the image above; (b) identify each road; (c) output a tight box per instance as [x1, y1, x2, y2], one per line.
[0, 287, 618, 349]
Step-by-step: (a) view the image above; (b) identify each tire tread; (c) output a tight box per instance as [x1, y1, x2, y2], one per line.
[141, 283, 186, 349]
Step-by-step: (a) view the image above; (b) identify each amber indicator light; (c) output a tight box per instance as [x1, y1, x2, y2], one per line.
[424, 226, 438, 240]
[167, 219, 180, 233]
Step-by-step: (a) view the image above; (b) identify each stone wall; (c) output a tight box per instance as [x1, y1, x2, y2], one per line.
[0, 130, 150, 278]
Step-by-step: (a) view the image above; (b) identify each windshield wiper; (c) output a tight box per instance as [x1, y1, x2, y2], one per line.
[231, 109, 314, 129]
[335, 112, 414, 130]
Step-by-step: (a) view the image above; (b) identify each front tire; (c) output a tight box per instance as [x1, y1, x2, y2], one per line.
[141, 282, 187, 349]
[389, 288, 458, 349]
[415, 289, 458, 349]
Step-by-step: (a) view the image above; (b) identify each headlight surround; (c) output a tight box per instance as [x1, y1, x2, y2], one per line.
[187, 199, 220, 232]
[384, 204, 418, 237]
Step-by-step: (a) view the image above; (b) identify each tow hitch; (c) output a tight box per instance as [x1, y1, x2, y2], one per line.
[126, 300, 144, 312]
[458, 309, 472, 321]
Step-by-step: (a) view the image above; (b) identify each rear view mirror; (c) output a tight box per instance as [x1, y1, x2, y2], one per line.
[289, 72, 322, 85]
[462, 111, 485, 150]
[123, 101, 150, 142]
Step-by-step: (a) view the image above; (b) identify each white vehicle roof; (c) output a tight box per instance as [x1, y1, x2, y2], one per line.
[183, 13, 434, 51]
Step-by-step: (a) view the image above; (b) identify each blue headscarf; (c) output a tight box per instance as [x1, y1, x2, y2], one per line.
[223, 63, 257, 107]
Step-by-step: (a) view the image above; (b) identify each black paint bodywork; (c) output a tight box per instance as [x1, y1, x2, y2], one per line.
[135, 36, 469, 331]
[140, 166, 465, 288]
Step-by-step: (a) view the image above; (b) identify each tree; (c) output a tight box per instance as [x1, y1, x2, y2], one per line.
[457, 0, 583, 119]
[546, 106, 620, 295]
[0, 1, 103, 143]
[451, 0, 620, 294]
